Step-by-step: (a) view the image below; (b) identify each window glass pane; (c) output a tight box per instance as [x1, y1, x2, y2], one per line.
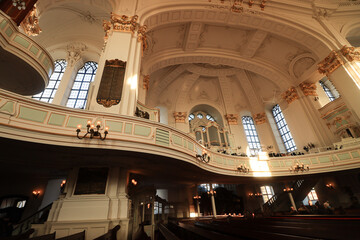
[261, 185, 274, 203]
[242, 116, 261, 155]
[32, 60, 67, 103]
[66, 61, 98, 109]
[319, 80, 335, 101]
[272, 105, 297, 152]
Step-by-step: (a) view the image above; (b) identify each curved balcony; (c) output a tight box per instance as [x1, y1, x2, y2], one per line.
[0, 89, 359, 177]
[0, 10, 53, 95]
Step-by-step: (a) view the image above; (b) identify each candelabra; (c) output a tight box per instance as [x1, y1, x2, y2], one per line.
[76, 120, 109, 140]
[207, 190, 216, 195]
[326, 183, 335, 190]
[237, 164, 249, 173]
[193, 195, 201, 200]
[196, 150, 210, 163]
[283, 187, 294, 193]
[289, 163, 309, 173]
[248, 192, 262, 198]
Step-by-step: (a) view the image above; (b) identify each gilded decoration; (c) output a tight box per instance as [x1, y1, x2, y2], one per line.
[253, 113, 266, 125]
[299, 82, 317, 96]
[281, 87, 299, 104]
[317, 50, 343, 76]
[97, 99, 120, 108]
[225, 114, 238, 125]
[207, 0, 266, 13]
[143, 75, 150, 91]
[173, 112, 187, 123]
[341, 45, 360, 62]
[137, 25, 148, 53]
[20, 5, 41, 36]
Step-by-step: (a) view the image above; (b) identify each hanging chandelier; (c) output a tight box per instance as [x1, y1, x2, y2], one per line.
[12, 0, 26, 10]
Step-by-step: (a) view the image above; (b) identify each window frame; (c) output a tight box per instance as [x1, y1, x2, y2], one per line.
[242, 116, 261, 155]
[272, 105, 297, 152]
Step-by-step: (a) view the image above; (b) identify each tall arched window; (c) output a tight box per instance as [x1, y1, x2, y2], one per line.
[319, 80, 335, 101]
[66, 61, 98, 109]
[272, 104, 297, 152]
[32, 60, 67, 103]
[242, 116, 261, 155]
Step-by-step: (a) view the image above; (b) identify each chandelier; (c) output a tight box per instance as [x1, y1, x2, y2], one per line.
[76, 121, 109, 140]
[289, 163, 309, 173]
[12, 0, 26, 10]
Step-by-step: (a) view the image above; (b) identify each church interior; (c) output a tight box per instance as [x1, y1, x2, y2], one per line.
[1, 0, 360, 239]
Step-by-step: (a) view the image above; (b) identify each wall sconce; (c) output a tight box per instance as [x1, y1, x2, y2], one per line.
[131, 179, 137, 186]
[207, 190, 216, 196]
[237, 164, 249, 173]
[249, 193, 262, 198]
[289, 163, 309, 173]
[60, 180, 66, 193]
[196, 150, 210, 163]
[193, 195, 201, 200]
[76, 121, 109, 140]
[326, 183, 335, 190]
[32, 190, 41, 199]
[283, 187, 294, 193]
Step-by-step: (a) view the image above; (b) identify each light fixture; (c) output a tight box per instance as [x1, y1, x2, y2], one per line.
[131, 179, 137, 186]
[76, 120, 109, 140]
[12, 0, 26, 10]
[248, 193, 262, 198]
[193, 195, 201, 200]
[237, 164, 249, 173]
[207, 190, 216, 195]
[283, 187, 294, 193]
[32, 190, 40, 198]
[326, 183, 335, 190]
[289, 163, 309, 173]
[196, 149, 210, 163]
[60, 180, 66, 193]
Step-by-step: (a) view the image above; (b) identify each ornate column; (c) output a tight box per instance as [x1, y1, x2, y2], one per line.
[52, 43, 86, 106]
[209, 184, 217, 218]
[173, 112, 188, 133]
[318, 47, 360, 122]
[87, 13, 147, 116]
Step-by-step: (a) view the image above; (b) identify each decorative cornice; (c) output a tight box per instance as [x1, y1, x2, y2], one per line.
[103, 13, 139, 41]
[341, 45, 360, 62]
[299, 82, 317, 97]
[143, 75, 150, 91]
[97, 99, 120, 108]
[282, 87, 299, 104]
[20, 5, 41, 36]
[253, 113, 266, 125]
[225, 114, 238, 125]
[317, 50, 343, 76]
[173, 112, 187, 123]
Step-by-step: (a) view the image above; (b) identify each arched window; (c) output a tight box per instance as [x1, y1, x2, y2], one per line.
[32, 60, 67, 103]
[66, 61, 98, 109]
[272, 104, 297, 152]
[319, 80, 335, 101]
[242, 116, 261, 155]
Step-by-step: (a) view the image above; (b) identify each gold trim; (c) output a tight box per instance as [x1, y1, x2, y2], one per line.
[143, 75, 150, 91]
[281, 87, 299, 104]
[96, 99, 120, 108]
[299, 82, 317, 96]
[253, 112, 266, 125]
[341, 45, 360, 62]
[224, 114, 238, 125]
[318, 50, 343, 76]
[173, 112, 187, 123]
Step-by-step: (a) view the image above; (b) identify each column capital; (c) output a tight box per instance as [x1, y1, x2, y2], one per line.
[281, 87, 299, 104]
[340, 45, 360, 62]
[143, 75, 150, 91]
[317, 50, 343, 77]
[66, 42, 87, 67]
[253, 113, 266, 125]
[173, 112, 187, 123]
[225, 114, 238, 125]
[299, 82, 317, 96]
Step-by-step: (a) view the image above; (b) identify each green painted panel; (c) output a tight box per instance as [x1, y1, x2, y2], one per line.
[318, 156, 331, 163]
[14, 35, 30, 48]
[351, 151, 360, 158]
[285, 161, 293, 167]
[156, 129, 169, 146]
[270, 161, 280, 168]
[223, 159, 228, 165]
[105, 121, 123, 133]
[337, 153, 351, 161]
[0, 20, 6, 29]
[48, 113, 65, 126]
[0, 101, 14, 113]
[187, 142, 194, 151]
[38, 52, 44, 60]
[5, 27, 13, 37]
[172, 135, 182, 146]
[332, 155, 338, 161]
[228, 159, 235, 166]
[18, 106, 47, 123]
[238, 160, 245, 165]
[183, 140, 187, 148]
[124, 123, 133, 134]
[42, 57, 50, 67]
[66, 116, 89, 128]
[215, 156, 222, 164]
[29, 45, 39, 56]
[311, 158, 318, 164]
[134, 125, 151, 137]
[280, 161, 285, 167]
[301, 159, 310, 165]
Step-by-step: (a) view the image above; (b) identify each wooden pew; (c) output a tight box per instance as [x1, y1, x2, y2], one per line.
[28, 232, 55, 240]
[0, 229, 34, 240]
[57, 231, 85, 240]
[93, 225, 120, 240]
